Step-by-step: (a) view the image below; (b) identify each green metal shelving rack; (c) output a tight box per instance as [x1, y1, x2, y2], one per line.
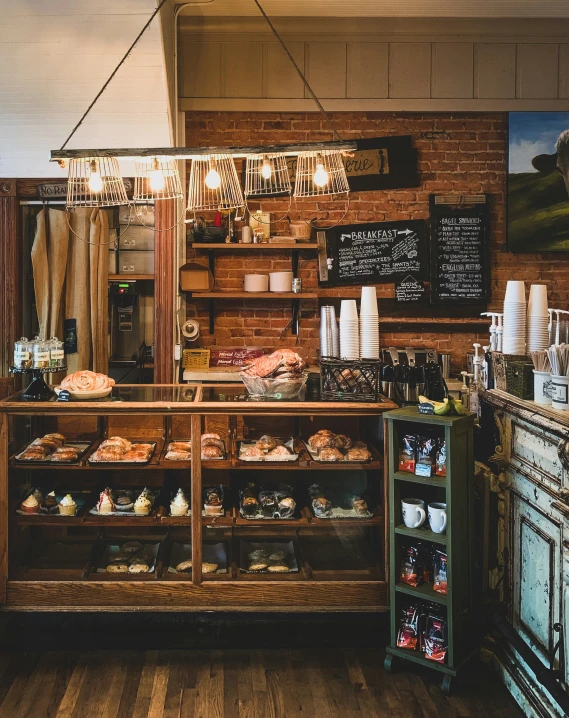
[384, 407, 476, 694]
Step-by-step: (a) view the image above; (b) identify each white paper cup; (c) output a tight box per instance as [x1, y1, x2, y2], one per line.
[551, 375, 569, 410]
[340, 299, 358, 322]
[360, 286, 379, 316]
[528, 284, 548, 315]
[504, 280, 526, 304]
[533, 370, 552, 405]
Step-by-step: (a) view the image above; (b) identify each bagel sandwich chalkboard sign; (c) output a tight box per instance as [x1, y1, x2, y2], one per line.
[317, 220, 427, 287]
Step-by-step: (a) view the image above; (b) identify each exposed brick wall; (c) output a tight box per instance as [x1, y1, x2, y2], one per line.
[185, 111, 569, 372]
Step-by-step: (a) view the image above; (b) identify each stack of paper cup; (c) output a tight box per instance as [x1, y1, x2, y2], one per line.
[339, 300, 360, 360]
[502, 280, 526, 355]
[319, 306, 339, 358]
[527, 284, 549, 352]
[359, 286, 379, 359]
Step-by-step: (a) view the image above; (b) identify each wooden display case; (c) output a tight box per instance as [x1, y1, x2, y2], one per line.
[0, 384, 397, 612]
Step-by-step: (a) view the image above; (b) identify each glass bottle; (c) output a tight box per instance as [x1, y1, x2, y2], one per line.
[49, 337, 65, 368]
[32, 338, 50, 369]
[13, 337, 33, 370]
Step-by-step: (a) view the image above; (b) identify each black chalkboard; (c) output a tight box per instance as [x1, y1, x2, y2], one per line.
[395, 275, 426, 303]
[429, 195, 490, 305]
[318, 220, 427, 287]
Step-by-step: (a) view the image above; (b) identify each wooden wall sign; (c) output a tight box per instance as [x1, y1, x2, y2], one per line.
[429, 194, 490, 305]
[318, 219, 427, 287]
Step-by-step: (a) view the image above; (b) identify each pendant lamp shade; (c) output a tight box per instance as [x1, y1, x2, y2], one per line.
[186, 154, 244, 212]
[66, 156, 129, 208]
[244, 153, 292, 197]
[133, 156, 183, 201]
[293, 150, 350, 199]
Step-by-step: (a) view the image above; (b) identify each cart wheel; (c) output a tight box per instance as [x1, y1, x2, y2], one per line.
[384, 654, 395, 674]
[441, 675, 453, 695]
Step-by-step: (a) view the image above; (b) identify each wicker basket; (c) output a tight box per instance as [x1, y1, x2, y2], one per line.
[506, 361, 534, 400]
[320, 358, 381, 402]
[182, 349, 210, 370]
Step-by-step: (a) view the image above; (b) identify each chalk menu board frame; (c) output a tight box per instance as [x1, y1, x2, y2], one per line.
[429, 194, 490, 306]
[318, 219, 428, 288]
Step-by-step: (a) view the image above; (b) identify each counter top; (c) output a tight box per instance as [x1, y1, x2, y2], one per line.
[482, 388, 569, 438]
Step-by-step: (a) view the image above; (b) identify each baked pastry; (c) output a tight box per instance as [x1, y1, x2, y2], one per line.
[269, 551, 286, 561]
[19, 447, 48, 461]
[249, 560, 269, 571]
[129, 558, 150, 573]
[201, 438, 224, 451]
[169, 441, 192, 452]
[352, 498, 369, 515]
[277, 496, 296, 518]
[176, 560, 193, 573]
[267, 445, 291, 457]
[268, 562, 289, 573]
[256, 435, 277, 451]
[202, 563, 218, 574]
[52, 448, 79, 462]
[121, 449, 150, 462]
[101, 436, 132, 452]
[32, 438, 58, 453]
[58, 494, 77, 516]
[95, 445, 123, 462]
[61, 370, 114, 393]
[170, 488, 189, 517]
[44, 491, 58, 509]
[97, 488, 115, 514]
[115, 493, 134, 511]
[354, 440, 368, 450]
[241, 349, 306, 379]
[20, 494, 40, 514]
[319, 447, 344, 462]
[122, 541, 143, 553]
[260, 494, 277, 518]
[334, 434, 354, 450]
[240, 495, 258, 517]
[44, 433, 65, 445]
[344, 447, 372, 462]
[241, 445, 264, 458]
[204, 488, 222, 506]
[201, 445, 223, 459]
[309, 433, 335, 450]
[312, 496, 333, 518]
[133, 493, 152, 516]
[248, 550, 270, 561]
[165, 450, 191, 461]
[107, 564, 128, 573]
[201, 433, 220, 443]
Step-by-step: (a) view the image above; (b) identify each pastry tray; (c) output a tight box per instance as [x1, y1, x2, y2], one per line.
[96, 541, 160, 573]
[305, 441, 371, 463]
[168, 541, 227, 574]
[164, 439, 192, 460]
[239, 540, 299, 574]
[311, 506, 373, 519]
[89, 491, 157, 517]
[238, 438, 298, 462]
[87, 441, 157, 465]
[16, 491, 91, 517]
[14, 441, 91, 465]
[200, 439, 227, 461]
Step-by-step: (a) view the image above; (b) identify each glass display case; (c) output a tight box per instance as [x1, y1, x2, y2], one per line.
[0, 384, 397, 611]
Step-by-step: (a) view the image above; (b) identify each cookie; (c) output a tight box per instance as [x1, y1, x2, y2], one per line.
[202, 562, 218, 574]
[107, 563, 128, 573]
[176, 560, 192, 573]
[248, 561, 269, 571]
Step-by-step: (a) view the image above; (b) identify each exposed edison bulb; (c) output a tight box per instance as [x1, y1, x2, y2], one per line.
[261, 155, 272, 180]
[205, 160, 221, 190]
[149, 158, 165, 192]
[88, 160, 103, 193]
[313, 155, 329, 188]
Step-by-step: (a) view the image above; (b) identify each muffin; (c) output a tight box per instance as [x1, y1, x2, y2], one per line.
[43, 491, 58, 509]
[58, 494, 77, 516]
[133, 493, 152, 516]
[97, 488, 115, 514]
[20, 494, 40, 514]
[170, 489, 189, 517]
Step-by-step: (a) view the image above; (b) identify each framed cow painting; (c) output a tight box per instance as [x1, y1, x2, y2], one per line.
[508, 111, 569, 252]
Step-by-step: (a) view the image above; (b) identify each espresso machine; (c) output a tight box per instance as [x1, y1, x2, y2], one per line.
[380, 347, 439, 404]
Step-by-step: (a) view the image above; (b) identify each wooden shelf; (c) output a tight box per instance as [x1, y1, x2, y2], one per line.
[385, 646, 457, 676]
[192, 243, 318, 251]
[392, 470, 446, 487]
[394, 524, 447, 545]
[190, 292, 317, 300]
[395, 582, 447, 605]
[109, 274, 154, 281]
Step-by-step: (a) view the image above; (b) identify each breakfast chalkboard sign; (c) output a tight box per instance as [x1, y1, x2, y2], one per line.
[429, 194, 490, 305]
[317, 220, 427, 287]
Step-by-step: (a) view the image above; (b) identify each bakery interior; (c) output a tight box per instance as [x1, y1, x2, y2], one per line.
[1, 0, 569, 715]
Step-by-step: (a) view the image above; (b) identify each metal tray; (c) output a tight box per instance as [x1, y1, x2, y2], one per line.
[14, 441, 91, 465]
[87, 442, 157, 465]
[238, 437, 298, 462]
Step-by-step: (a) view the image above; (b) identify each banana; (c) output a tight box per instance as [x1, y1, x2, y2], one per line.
[418, 395, 451, 415]
[449, 396, 468, 415]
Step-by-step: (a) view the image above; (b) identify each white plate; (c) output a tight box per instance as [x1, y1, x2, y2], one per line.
[54, 386, 113, 399]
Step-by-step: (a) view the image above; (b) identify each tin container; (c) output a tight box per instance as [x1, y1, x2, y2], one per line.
[292, 278, 302, 294]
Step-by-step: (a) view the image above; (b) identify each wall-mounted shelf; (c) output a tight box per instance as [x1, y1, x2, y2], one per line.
[109, 274, 154, 281]
[191, 292, 317, 300]
[191, 242, 318, 251]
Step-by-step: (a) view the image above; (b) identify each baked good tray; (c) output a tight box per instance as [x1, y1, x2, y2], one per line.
[14, 441, 91, 465]
[238, 438, 298, 462]
[168, 541, 227, 574]
[87, 442, 157, 465]
[239, 540, 299, 574]
[96, 541, 160, 573]
[305, 442, 372, 463]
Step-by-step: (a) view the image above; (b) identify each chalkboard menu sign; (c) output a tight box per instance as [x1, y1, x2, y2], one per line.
[395, 275, 426, 303]
[429, 194, 490, 305]
[318, 220, 427, 287]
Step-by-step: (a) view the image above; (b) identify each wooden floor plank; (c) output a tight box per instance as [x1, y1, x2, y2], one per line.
[147, 652, 171, 718]
[100, 653, 129, 718]
[54, 657, 88, 718]
[115, 652, 145, 718]
[132, 650, 159, 718]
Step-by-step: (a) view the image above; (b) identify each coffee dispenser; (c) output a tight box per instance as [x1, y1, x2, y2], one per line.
[109, 281, 141, 361]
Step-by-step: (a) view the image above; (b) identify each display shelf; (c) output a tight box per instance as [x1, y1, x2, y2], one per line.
[191, 292, 318, 300]
[385, 646, 457, 677]
[394, 524, 447, 545]
[394, 582, 447, 605]
[191, 243, 318, 251]
[392, 470, 446, 487]
[109, 274, 154, 281]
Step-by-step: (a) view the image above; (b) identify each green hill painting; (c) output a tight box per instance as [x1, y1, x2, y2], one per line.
[508, 112, 569, 252]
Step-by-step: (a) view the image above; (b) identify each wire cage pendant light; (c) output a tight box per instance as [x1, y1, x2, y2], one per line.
[244, 153, 292, 198]
[186, 154, 244, 213]
[66, 156, 129, 208]
[133, 156, 183, 201]
[293, 149, 350, 199]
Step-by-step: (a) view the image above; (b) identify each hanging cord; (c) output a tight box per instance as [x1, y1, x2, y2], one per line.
[245, 194, 293, 224]
[293, 193, 351, 230]
[65, 209, 132, 246]
[59, 0, 169, 151]
[252, 0, 342, 143]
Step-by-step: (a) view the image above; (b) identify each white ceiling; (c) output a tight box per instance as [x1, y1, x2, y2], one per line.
[178, 0, 569, 17]
[0, 0, 172, 178]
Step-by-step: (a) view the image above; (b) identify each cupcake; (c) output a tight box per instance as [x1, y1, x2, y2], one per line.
[44, 491, 58, 509]
[31, 488, 44, 504]
[170, 489, 189, 517]
[58, 494, 77, 516]
[20, 494, 40, 514]
[133, 492, 152, 516]
[97, 488, 115, 514]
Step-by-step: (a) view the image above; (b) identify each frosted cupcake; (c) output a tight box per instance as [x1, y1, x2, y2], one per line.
[97, 488, 115, 515]
[20, 494, 40, 514]
[170, 489, 189, 517]
[133, 492, 151, 516]
[58, 494, 77, 516]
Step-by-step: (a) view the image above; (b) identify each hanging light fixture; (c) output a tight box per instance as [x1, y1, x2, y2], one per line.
[293, 150, 349, 199]
[133, 156, 183, 201]
[186, 154, 244, 212]
[244, 153, 292, 198]
[66, 156, 129, 208]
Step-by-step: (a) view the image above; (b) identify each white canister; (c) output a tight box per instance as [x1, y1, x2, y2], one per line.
[533, 370, 552, 405]
[241, 226, 252, 244]
[551, 375, 569, 410]
[269, 271, 293, 293]
[243, 274, 269, 292]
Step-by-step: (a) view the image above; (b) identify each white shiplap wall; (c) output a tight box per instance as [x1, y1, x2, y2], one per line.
[0, 0, 172, 178]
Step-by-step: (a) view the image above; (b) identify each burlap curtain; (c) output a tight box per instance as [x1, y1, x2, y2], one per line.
[31, 207, 109, 374]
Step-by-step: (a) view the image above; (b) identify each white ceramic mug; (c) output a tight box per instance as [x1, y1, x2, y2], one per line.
[428, 502, 447, 534]
[401, 498, 426, 528]
[533, 370, 552, 405]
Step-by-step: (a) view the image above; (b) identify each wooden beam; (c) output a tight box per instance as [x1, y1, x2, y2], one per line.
[154, 201, 176, 384]
[0, 180, 20, 377]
